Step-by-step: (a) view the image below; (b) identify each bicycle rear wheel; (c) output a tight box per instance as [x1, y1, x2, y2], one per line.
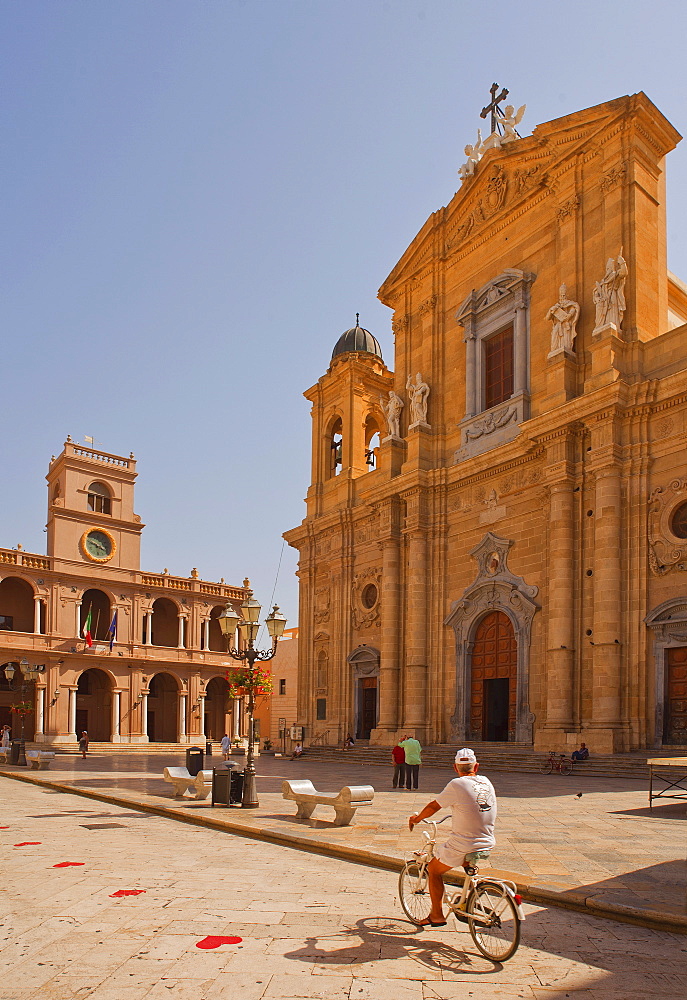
[539, 760, 553, 773]
[467, 881, 520, 961]
[560, 759, 573, 775]
[398, 861, 432, 924]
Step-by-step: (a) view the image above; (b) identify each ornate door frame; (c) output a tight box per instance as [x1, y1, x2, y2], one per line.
[347, 645, 380, 738]
[645, 596, 687, 747]
[445, 532, 539, 743]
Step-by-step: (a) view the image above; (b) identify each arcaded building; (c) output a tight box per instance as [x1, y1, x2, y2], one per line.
[285, 93, 687, 754]
[0, 439, 247, 745]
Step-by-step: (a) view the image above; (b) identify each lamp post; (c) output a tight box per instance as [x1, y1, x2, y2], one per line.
[217, 594, 286, 808]
[3, 659, 44, 765]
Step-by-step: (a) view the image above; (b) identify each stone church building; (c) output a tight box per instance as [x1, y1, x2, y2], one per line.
[285, 93, 687, 754]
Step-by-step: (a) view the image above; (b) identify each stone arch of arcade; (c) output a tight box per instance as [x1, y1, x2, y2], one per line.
[205, 675, 231, 740]
[0, 576, 36, 634]
[80, 589, 112, 642]
[76, 667, 113, 741]
[445, 532, 538, 744]
[151, 598, 179, 648]
[147, 671, 180, 742]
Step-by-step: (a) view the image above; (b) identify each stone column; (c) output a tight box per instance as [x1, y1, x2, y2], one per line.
[377, 537, 401, 733]
[34, 598, 42, 635]
[68, 687, 77, 738]
[75, 603, 82, 638]
[198, 696, 206, 738]
[545, 480, 575, 735]
[177, 615, 185, 649]
[403, 529, 428, 733]
[179, 694, 187, 743]
[463, 314, 477, 417]
[140, 694, 148, 738]
[36, 687, 45, 737]
[111, 691, 121, 742]
[232, 698, 240, 739]
[591, 465, 623, 751]
[513, 296, 528, 396]
[146, 612, 153, 646]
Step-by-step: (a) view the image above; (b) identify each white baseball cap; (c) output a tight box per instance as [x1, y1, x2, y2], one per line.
[455, 747, 477, 763]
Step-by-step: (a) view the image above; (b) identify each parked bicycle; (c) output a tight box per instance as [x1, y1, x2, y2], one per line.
[398, 817, 524, 961]
[540, 751, 573, 775]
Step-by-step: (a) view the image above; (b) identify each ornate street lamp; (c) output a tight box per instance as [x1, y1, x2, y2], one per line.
[4, 659, 44, 765]
[217, 595, 286, 808]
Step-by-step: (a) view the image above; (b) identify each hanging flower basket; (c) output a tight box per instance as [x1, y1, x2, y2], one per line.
[9, 701, 34, 717]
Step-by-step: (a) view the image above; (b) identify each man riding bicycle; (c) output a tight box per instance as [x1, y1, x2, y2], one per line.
[408, 747, 497, 926]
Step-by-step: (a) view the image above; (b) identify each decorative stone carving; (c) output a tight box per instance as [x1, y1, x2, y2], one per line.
[352, 568, 381, 630]
[314, 586, 330, 624]
[495, 104, 526, 143]
[406, 373, 430, 428]
[513, 165, 544, 194]
[546, 284, 580, 355]
[592, 251, 628, 334]
[445, 532, 539, 743]
[418, 294, 438, 316]
[464, 404, 517, 442]
[381, 390, 404, 439]
[648, 478, 687, 575]
[392, 313, 410, 333]
[555, 195, 580, 223]
[600, 162, 626, 192]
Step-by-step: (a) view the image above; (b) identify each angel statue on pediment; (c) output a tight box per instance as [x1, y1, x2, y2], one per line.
[496, 104, 526, 143]
[458, 129, 484, 182]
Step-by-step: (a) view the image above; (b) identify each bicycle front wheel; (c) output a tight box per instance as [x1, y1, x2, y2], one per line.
[467, 881, 521, 961]
[539, 760, 553, 774]
[560, 759, 573, 775]
[398, 861, 432, 924]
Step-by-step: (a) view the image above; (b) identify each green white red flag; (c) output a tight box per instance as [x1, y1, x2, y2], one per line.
[82, 607, 93, 647]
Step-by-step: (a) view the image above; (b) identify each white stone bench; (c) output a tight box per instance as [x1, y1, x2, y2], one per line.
[0, 747, 10, 764]
[26, 751, 56, 770]
[163, 767, 214, 800]
[282, 779, 374, 826]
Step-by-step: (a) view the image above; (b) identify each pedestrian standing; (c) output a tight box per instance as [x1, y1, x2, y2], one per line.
[220, 733, 231, 760]
[1, 724, 10, 748]
[78, 730, 89, 759]
[400, 734, 422, 790]
[391, 741, 405, 789]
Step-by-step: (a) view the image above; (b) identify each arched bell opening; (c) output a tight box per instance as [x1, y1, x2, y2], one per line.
[364, 413, 381, 471]
[327, 416, 343, 479]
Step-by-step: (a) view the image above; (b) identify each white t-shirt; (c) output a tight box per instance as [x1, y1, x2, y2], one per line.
[220, 736, 231, 751]
[1, 730, 9, 748]
[434, 773, 497, 857]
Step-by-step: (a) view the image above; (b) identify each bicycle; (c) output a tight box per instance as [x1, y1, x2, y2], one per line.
[540, 751, 573, 775]
[398, 817, 524, 961]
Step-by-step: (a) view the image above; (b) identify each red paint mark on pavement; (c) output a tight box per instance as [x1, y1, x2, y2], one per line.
[195, 936, 242, 949]
[110, 889, 146, 897]
[14, 842, 41, 846]
[52, 862, 85, 868]
[0, 826, 10, 829]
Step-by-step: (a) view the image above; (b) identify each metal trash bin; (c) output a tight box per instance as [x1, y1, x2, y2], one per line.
[10, 740, 24, 765]
[229, 769, 245, 806]
[212, 766, 231, 806]
[186, 746, 204, 777]
[205, 741, 212, 756]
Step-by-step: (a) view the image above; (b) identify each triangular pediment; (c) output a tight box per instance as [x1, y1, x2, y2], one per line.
[378, 93, 681, 305]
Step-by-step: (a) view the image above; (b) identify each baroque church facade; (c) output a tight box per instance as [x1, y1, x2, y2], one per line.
[285, 93, 687, 754]
[0, 439, 249, 745]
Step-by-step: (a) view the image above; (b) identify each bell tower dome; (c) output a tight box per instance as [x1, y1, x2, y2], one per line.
[46, 438, 144, 570]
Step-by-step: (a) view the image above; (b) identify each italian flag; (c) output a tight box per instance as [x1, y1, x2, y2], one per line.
[82, 607, 93, 647]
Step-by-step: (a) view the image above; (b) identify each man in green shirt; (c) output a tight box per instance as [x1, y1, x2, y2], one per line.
[400, 735, 422, 789]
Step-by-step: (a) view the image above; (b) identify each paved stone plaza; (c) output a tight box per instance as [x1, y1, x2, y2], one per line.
[2, 776, 686, 1000]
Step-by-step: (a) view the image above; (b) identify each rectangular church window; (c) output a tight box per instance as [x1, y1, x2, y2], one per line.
[316, 698, 326, 720]
[484, 326, 514, 409]
[279, 679, 286, 695]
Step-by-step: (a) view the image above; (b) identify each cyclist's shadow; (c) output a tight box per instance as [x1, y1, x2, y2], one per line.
[282, 916, 502, 975]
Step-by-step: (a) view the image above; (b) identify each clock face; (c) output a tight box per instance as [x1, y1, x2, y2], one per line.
[81, 529, 115, 563]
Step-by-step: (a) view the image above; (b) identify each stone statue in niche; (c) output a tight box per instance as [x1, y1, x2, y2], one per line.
[546, 284, 580, 355]
[495, 104, 526, 143]
[406, 372, 430, 427]
[381, 390, 404, 439]
[593, 250, 628, 333]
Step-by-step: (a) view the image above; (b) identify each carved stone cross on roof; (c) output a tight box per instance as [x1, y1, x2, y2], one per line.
[480, 82, 509, 134]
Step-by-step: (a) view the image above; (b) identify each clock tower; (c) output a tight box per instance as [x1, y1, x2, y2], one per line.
[46, 437, 144, 570]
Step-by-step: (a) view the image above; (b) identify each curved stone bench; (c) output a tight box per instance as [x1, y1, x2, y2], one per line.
[163, 767, 216, 800]
[282, 778, 374, 826]
[26, 751, 56, 770]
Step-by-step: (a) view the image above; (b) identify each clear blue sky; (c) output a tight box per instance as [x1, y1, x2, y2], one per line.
[2, 1, 686, 626]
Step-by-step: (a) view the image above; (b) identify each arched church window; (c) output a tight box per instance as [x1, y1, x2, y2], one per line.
[328, 418, 343, 478]
[87, 482, 111, 515]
